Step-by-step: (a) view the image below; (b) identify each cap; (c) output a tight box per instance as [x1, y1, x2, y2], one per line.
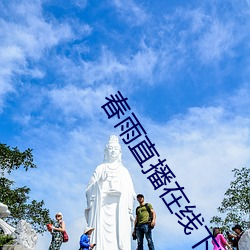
[137, 194, 144, 198]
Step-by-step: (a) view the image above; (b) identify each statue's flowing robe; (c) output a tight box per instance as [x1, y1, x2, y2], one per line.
[239, 229, 250, 250]
[85, 163, 136, 250]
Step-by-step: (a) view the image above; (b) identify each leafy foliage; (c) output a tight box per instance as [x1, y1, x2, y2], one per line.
[0, 144, 36, 175]
[0, 143, 52, 233]
[210, 167, 250, 231]
[0, 234, 14, 246]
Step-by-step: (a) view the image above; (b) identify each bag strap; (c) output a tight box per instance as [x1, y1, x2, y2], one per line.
[145, 203, 151, 215]
[136, 206, 139, 216]
[136, 203, 151, 216]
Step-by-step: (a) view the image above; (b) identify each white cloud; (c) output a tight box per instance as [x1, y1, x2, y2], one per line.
[112, 0, 148, 26]
[196, 20, 235, 63]
[223, 84, 250, 114]
[81, 45, 158, 86]
[81, 48, 127, 85]
[127, 42, 158, 84]
[189, 8, 210, 33]
[73, 0, 87, 9]
[0, 45, 25, 111]
[48, 84, 116, 119]
[160, 7, 240, 66]
[0, 2, 73, 58]
[0, 1, 75, 110]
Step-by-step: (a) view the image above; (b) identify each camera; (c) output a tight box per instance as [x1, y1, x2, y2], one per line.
[132, 231, 137, 240]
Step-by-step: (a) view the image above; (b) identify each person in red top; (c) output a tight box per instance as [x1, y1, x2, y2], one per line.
[212, 227, 232, 250]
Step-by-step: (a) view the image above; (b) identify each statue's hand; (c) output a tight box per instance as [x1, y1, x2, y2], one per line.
[87, 195, 95, 208]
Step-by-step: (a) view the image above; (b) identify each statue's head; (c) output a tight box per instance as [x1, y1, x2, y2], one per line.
[104, 135, 122, 163]
[0, 202, 10, 218]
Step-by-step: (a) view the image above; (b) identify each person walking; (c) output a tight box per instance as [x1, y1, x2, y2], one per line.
[79, 227, 96, 250]
[48, 212, 66, 250]
[133, 194, 156, 250]
[212, 227, 232, 250]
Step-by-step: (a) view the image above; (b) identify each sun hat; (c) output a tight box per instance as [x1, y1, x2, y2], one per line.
[84, 227, 95, 234]
[55, 212, 63, 218]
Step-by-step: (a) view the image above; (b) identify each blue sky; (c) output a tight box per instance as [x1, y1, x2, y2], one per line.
[1, 0, 250, 249]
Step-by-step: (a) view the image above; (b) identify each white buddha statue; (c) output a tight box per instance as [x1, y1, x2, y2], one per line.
[85, 135, 136, 250]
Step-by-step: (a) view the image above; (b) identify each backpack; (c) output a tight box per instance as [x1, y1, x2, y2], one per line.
[136, 203, 154, 229]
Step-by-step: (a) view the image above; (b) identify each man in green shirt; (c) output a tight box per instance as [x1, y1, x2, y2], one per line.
[133, 194, 156, 250]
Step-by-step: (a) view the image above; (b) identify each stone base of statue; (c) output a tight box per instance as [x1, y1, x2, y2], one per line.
[1, 245, 26, 250]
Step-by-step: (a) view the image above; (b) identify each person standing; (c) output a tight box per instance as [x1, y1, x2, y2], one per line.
[49, 212, 66, 250]
[229, 225, 244, 250]
[133, 194, 156, 250]
[212, 227, 232, 250]
[79, 227, 96, 250]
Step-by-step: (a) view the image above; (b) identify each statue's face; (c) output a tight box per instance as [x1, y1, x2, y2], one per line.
[107, 142, 120, 160]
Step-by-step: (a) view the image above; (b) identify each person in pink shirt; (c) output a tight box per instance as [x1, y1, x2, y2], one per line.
[212, 227, 232, 250]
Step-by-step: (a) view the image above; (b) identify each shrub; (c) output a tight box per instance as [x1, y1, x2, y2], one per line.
[0, 234, 14, 246]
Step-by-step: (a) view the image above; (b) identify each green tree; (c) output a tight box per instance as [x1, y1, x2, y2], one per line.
[210, 167, 250, 231]
[0, 143, 52, 233]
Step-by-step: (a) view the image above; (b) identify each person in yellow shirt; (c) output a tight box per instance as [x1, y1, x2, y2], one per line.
[133, 194, 156, 250]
